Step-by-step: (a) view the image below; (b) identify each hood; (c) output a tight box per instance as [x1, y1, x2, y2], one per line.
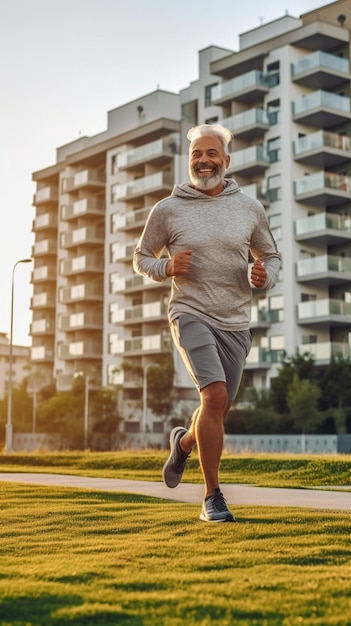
[171, 178, 241, 200]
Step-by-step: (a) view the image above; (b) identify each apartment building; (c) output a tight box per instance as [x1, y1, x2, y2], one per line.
[0, 333, 30, 398]
[31, 0, 351, 437]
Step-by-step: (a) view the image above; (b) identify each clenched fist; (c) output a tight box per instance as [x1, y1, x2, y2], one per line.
[166, 250, 192, 277]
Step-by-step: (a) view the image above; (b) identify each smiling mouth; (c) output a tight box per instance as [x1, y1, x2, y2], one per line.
[196, 164, 216, 176]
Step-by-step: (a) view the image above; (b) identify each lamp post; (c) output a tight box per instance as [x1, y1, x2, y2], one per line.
[142, 363, 159, 437]
[6, 258, 32, 453]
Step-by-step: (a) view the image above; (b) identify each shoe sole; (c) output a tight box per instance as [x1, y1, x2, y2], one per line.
[162, 427, 187, 488]
[199, 513, 236, 523]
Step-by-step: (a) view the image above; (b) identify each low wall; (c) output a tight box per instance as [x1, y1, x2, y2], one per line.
[224, 434, 342, 454]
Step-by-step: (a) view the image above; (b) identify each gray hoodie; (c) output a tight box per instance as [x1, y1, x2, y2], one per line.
[133, 178, 281, 331]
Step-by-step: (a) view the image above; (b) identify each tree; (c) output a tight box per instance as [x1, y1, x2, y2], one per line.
[270, 351, 315, 414]
[90, 386, 123, 449]
[147, 353, 175, 418]
[287, 373, 321, 435]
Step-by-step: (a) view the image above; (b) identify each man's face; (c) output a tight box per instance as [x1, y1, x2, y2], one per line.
[189, 135, 230, 195]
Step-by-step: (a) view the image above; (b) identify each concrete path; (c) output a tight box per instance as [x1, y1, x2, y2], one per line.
[1, 472, 350, 512]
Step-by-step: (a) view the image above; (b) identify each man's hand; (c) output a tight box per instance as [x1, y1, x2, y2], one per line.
[166, 250, 192, 277]
[250, 259, 267, 288]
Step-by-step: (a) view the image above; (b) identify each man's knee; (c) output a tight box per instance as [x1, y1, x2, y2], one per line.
[200, 382, 228, 415]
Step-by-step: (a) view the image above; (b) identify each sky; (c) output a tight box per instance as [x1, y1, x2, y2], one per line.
[0, 0, 328, 346]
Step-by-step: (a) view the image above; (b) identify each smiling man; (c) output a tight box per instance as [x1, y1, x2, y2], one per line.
[133, 124, 281, 523]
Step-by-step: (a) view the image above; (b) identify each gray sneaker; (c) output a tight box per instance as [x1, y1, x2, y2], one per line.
[162, 427, 190, 488]
[200, 488, 236, 523]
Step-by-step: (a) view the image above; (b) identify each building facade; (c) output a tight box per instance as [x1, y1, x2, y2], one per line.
[0, 333, 30, 399]
[30, 0, 351, 437]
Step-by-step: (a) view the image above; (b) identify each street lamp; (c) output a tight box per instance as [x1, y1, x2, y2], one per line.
[6, 257, 32, 453]
[142, 363, 159, 437]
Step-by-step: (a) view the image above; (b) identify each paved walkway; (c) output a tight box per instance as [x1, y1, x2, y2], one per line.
[1, 472, 350, 512]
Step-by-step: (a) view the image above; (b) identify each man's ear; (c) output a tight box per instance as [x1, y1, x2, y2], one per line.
[225, 154, 230, 170]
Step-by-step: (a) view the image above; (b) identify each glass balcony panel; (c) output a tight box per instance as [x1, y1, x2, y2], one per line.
[298, 299, 351, 319]
[211, 71, 266, 102]
[292, 51, 349, 77]
[292, 90, 350, 116]
[115, 172, 173, 200]
[294, 130, 351, 156]
[299, 342, 351, 361]
[117, 137, 178, 169]
[221, 108, 268, 133]
[294, 171, 351, 196]
[295, 212, 351, 236]
[296, 254, 351, 277]
[230, 145, 269, 168]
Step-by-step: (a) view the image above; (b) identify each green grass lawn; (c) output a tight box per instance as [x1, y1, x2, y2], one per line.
[1, 451, 351, 487]
[1, 482, 351, 626]
[0, 452, 351, 625]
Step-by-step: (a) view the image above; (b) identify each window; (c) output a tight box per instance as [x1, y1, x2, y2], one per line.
[205, 116, 219, 125]
[266, 61, 280, 87]
[268, 213, 282, 241]
[269, 295, 284, 322]
[267, 137, 281, 163]
[205, 83, 218, 107]
[267, 99, 280, 125]
[267, 174, 282, 202]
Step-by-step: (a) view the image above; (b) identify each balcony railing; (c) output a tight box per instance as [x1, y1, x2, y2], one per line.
[228, 145, 269, 175]
[112, 206, 152, 232]
[31, 346, 54, 361]
[297, 299, 351, 322]
[211, 71, 268, 104]
[62, 197, 105, 220]
[33, 186, 58, 205]
[33, 239, 57, 256]
[33, 213, 58, 231]
[295, 212, 351, 238]
[294, 171, 351, 204]
[293, 130, 351, 158]
[59, 282, 103, 303]
[63, 169, 105, 192]
[117, 137, 179, 170]
[59, 311, 102, 331]
[58, 340, 102, 360]
[221, 108, 268, 139]
[292, 50, 349, 81]
[111, 301, 166, 324]
[111, 273, 160, 293]
[115, 172, 173, 201]
[292, 90, 351, 127]
[110, 332, 171, 355]
[296, 254, 351, 279]
[32, 264, 57, 282]
[62, 226, 105, 248]
[298, 342, 351, 362]
[245, 346, 272, 368]
[61, 253, 104, 276]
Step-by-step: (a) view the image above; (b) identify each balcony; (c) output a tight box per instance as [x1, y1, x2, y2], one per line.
[111, 301, 167, 324]
[32, 212, 58, 231]
[114, 172, 174, 202]
[31, 345, 54, 362]
[59, 282, 103, 304]
[297, 299, 351, 327]
[296, 254, 351, 286]
[32, 238, 57, 257]
[211, 71, 268, 106]
[294, 171, 351, 207]
[33, 185, 58, 205]
[31, 291, 56, 309]
[30, 318, 55, 335]
[292, 90, 351, 128]
[112, 240, 139, 262]
[250, 306, 271, 329]
[62, 197, 105, 220]
[291, 51, 350, 89]
[298, 341, 351, 365]
[221, 108, 269, 141]
[63, 169, 105, 192]
[117, 137, 179, 171]
[61, 226, 105, 248]
[59, 311, 102, 332]
[228, 145, 270, 177]
[245, 346, 271, 369]
[111, 273, 166, 294]
[61, 253, 104, 276]
[293, 130, 351, 168]
[295, 212, 351, 246]
[58, 340, 102, 360]
[112, 206, 151, 233]
[110, 332, 172, 356]
[32, 264, 57, 283]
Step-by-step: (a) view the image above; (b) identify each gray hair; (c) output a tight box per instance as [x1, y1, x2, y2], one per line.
[187, 124, 233, 156]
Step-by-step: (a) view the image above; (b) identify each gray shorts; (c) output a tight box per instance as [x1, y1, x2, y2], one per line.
[170, 314, 252, 403]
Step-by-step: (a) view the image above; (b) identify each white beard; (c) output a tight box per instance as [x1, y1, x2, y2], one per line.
[189, 163, 226, 191]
